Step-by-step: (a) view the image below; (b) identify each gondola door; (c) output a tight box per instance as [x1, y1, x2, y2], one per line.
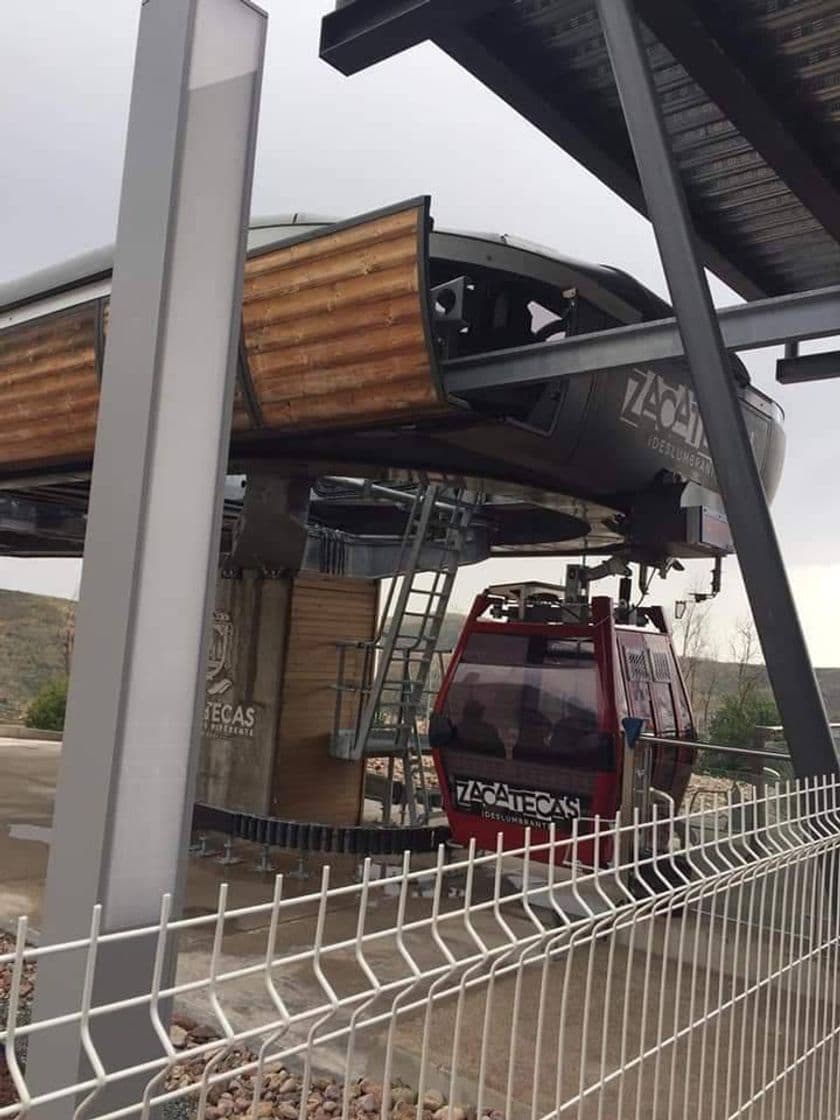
[615, 627, 697, 809]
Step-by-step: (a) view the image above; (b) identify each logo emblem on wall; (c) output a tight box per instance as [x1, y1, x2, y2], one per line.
[202, 610, 258, 739]
[207, 611, 233, 696]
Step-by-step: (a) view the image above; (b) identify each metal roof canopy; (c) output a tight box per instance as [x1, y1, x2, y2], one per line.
[322, 0, 840, 301]
[320, 0, 840, 779]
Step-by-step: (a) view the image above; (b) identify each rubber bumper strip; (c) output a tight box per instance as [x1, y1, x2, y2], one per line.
[192, 802, 450, 855]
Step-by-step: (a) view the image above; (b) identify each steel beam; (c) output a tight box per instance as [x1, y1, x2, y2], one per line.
[444, 282, 840, 396]
[319, 0, 503, 74]
[0, 495, 85, 542]
[319, 1, 840, 301]
[26, 0, 266, 1115]
[777, 350, 840, 386]
[595, 0, 837, 779]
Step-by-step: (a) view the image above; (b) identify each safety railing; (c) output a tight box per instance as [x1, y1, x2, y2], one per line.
[636, 733, 795, 851]
[754, 724, 840, 749]
[639, 732, 791, 806]
[4, 776, 840, 1119]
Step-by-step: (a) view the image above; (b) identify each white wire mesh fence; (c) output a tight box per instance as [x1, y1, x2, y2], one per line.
[4, 777, 840, 1120]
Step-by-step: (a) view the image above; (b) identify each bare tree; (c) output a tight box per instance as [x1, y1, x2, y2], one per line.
[61, 601, 75, 676]
[672, 591, 713, 699]
[672, 590, 733, 736]
[697, 654, 721, 735]
[730, 616, 763, 705]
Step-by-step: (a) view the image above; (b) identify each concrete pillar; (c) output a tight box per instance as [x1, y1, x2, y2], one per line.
[197, 569, 377, 826]
[198, 571, 291, 814]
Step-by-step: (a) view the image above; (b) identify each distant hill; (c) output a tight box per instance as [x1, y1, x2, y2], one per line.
[816, 669, 840, 719]
[0, 590, 74, 720]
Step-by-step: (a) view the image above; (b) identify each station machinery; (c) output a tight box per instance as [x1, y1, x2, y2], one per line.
[0, 199, 786, 858]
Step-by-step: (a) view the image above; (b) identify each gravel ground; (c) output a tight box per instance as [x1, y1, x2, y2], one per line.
[0, 952, 488, 1120]
[686, 772, 760, 801]
[366, 757, 439, 786]
[161, 1013, 483, 1120]
[0, 932, 36, 1109]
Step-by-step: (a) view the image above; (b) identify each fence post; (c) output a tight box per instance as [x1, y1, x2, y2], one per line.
[620, 722, 652, 865]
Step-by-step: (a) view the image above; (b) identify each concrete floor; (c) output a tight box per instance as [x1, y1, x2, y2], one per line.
[0, 737, 368, 934]
[1, 738, 831, 1119]
[0, 737, 59, 927]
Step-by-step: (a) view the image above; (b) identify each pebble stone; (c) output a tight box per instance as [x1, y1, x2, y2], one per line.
[434, 1108, 466, 1120]
[421, 1093, 445, 1113]
[391, 1103, 415, 1120]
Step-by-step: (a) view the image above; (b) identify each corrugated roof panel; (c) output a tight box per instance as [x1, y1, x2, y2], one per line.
[719, 0, 840, 166]
[463, 0, 840, 295]
[322, 0, 840, 296]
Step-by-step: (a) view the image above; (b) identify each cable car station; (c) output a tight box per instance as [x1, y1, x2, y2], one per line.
[0, 187, 790, 849]
[5, 0, 840, 1112]
[3, 0, 840, 865]
[0, 0, 836, 910]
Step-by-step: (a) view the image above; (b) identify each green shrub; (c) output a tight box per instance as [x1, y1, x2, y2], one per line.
[699, 691, 780, 775]
[708, 691, 779, 748]
[24, 676, 68, 732]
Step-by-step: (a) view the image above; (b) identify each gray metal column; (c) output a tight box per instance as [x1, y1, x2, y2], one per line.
[594, 0, 837, 778]
[27, 0, 266, 1114]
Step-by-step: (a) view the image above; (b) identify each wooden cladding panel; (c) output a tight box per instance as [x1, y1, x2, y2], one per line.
[0, 304, 99, 466]
[271, 573, 377, 826]
[242, 202, 444, 431]
[0, 200, 445, 469]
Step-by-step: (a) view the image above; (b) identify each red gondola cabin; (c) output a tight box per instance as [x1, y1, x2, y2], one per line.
[430, 583, 696, 859]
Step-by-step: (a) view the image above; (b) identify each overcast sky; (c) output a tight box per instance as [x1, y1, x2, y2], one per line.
[2, 2, 840, 663]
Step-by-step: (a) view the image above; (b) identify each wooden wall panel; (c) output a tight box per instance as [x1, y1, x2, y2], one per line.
[0, 304, 99, 466]
[0, 199, 447, 471]
[271, 572, 377, 826]
[242, 200, 445, 431]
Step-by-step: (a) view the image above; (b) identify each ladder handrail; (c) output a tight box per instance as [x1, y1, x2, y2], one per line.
[373, 483, 438, 643]
[355, 485, 442, 755]
[331, 483, 481, 827]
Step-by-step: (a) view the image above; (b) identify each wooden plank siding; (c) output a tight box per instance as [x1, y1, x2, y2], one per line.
[242, 199, 445, 430]
[270, 572, 377, 825]
[0, 303, 99, 466]
[0, 199, 446, 473]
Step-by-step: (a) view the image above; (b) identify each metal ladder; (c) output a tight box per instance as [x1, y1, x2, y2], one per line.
[353, 483, 480, 823]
